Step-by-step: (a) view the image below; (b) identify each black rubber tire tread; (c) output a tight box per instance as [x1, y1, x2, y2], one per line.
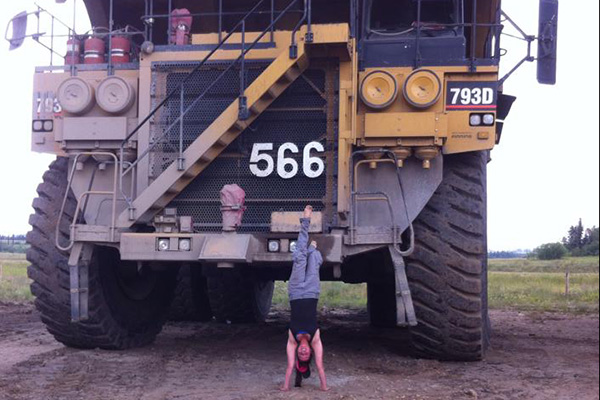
[169, 265, 213, 322]
[405, 151, 490, 361]
[207, 268, 274, 323]
[27, 157, 177, 350]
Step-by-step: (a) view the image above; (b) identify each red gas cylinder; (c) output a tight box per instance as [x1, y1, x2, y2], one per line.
[110, 36, 131, 64]
[83, 37, 105, 64]
[170, 9, 193, 46]
[65, 38, 82, 65]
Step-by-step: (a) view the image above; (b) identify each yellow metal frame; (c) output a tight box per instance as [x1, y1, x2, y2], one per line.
[356, 66, 499, 153]
[31, 23, 504, 229]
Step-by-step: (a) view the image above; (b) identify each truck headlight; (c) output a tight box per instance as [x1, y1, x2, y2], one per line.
[483, 114, 495, 125]
[268, 240, 281, 253]
[470, 114, 482, 126]
[360, 71, 398, 110]
[32, 120, 54, 132]
[179, 238, 192, 252]
[157, 238, 170, 252]
[289, 241, 298, 253]
[32, 120, 44, 131]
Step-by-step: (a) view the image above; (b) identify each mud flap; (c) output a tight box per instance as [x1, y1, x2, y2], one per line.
[389, 245, 417, 327]
[68, 243, 93, 322]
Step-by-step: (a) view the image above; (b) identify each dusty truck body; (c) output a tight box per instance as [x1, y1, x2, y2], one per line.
[8, 0, 558, 360]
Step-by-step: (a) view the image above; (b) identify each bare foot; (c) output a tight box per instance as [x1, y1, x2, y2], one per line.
[303, 205, 313, 219]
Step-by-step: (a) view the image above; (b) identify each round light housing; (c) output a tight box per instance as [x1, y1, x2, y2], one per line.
[158, 238, 170, 252]
[289, 241, 298, 253]
[179, 238, 192, 252]
[470, 114, 482, 126]
[96, 76, 136, 114]
[360, 71, 399, 110]
[43, 120, 54, 131]
[141, 41, 155, 55]
[403, 69, 442, 109]
[57, 77, 95, 115]
[268, 240, 281, 253]
[32, 121, 44, 131]
[483, 114, 495, 125]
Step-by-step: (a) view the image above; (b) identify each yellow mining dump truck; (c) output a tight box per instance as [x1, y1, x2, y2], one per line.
[7, 0, 558, 360]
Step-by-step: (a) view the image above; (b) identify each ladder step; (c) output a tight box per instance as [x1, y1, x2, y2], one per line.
[215, 133, 233, 147]
[199, 153, 213, 162]
[266, 87, 278, 99]
[250, 98, 271, 115]
[167, 178, 188, 193]
[234, 121, 247, 131]
[155, 199, 170, 209]
[282, 71, 294, 82]
[250, 103, 261, 115]
[183, 168, 197, 178]
[282, 67, 299, 82]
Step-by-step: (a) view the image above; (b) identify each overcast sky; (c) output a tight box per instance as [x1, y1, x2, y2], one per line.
[0, 0, 598, 251]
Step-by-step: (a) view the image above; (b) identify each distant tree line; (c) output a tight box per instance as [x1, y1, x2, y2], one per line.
[489, 250, 530, 259]
[531, 219, 600, 260]
[562, 219, 600, 257]
[0, 235, 28, 253]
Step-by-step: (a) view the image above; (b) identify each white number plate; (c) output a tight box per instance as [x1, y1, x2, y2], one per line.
[446, 82, 498, 111]
[34, 91, 62, 118]
[249, 141, 325, 179]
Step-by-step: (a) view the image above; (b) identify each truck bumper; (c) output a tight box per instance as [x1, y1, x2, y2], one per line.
[119, 232, 344, 265]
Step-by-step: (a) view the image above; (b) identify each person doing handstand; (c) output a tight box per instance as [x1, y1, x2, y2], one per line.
[281, 205, 328, 392]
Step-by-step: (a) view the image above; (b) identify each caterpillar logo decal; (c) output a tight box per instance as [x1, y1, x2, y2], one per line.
[446, 82, 498, 111]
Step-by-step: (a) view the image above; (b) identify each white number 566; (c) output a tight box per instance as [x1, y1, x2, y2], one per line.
[250, 142, 325, 179]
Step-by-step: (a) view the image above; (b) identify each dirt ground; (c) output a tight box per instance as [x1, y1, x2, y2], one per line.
[0, 304, 598, 400]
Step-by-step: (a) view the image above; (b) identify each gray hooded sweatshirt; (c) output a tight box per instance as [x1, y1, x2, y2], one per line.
[288, 218, 323, 301]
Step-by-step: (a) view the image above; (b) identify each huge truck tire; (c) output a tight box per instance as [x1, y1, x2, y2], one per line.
[169, 265, 213, 322]
[207, 268, 274, 323]
[405, 151, 490, 361]
[26, 157, 177, 350]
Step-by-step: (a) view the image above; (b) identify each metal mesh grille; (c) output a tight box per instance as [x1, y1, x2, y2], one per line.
[150, 60, 339, 233]
[150, 61, 268, 178]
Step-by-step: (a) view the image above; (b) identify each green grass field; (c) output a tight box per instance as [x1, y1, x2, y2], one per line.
[0, 253, 32, 302]
[489, 256, 599, 274]
[489, 272, 599, 313]
[273, 281, 367, 309]
[2, 253, 598, 314]
[273, 257, 599, 313]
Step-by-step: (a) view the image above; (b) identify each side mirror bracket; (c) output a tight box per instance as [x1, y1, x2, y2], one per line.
[498, 0, 559, 86]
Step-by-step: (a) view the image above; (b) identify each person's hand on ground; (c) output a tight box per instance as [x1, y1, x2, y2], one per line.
[303, 205, 313, 219]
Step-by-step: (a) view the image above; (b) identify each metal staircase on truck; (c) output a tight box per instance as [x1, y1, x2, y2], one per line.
[57, 0, 351, 249]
